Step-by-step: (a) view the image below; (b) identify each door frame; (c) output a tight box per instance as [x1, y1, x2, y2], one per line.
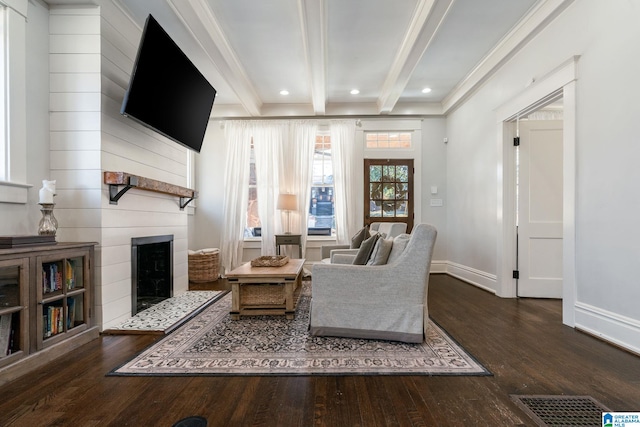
[496, 56, 578, 327]
[355, 119, 423, 230]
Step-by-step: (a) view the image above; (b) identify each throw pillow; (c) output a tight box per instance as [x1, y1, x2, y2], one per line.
[386, 233, 411, 264]
[349, 225, 370, 249]
[352, 233, 380, 265]
[367, 237, 393, 265]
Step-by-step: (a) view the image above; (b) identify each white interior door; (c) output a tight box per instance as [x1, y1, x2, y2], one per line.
[517, 120, 563, 298]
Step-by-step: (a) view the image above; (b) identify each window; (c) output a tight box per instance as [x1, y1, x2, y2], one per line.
[245, 133, 335, 237]
[246, 140, 260, 237]
[0, 6, 6, 181]
[0, 3, 30, 203]
[308, 134, 334, 235]
[365, 132, 412, 149]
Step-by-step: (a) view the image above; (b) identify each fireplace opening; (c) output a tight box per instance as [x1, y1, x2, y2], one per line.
[131, 235, 173, 316]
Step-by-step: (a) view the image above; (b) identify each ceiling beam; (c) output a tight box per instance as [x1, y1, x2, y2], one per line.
[376, 0, 454, 115]
[298, 0, 327, 115]
[168, 0, 262, 116]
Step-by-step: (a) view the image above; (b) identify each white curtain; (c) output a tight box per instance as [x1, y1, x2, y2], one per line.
[330, 120, 358, 244]
[220, 121, 252, 273]
[221, 119, 328, 263]
[282, 121, 317, 256]
[252, 121, 286, 255]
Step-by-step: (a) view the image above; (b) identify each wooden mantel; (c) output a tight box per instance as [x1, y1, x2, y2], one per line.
[104, 171, 197, 210]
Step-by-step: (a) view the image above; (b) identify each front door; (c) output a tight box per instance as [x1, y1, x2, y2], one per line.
[517, 120, 563, 298]
[364, 159, 414, 232]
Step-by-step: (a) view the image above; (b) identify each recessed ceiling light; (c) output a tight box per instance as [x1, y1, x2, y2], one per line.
[422, 87, 432, 94]
[280, 90, 289, 95]
[350, 89, 360, 95]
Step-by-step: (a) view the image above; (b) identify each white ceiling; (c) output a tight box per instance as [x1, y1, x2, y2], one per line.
[111, 0, 564, 118]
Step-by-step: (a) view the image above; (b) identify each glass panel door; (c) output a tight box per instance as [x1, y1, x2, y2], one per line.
[364, 159, 414, 232]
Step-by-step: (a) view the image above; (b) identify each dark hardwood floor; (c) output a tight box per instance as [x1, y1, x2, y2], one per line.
[1, 275, 639, 426]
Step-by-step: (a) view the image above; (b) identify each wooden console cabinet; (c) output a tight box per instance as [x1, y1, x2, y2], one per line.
[0, 242, 98, 386]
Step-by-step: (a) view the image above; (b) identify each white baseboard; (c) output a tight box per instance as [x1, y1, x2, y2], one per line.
[445, 262, 497, 294]
[574, 302, 640, 356]
[429, 260, 448, 274]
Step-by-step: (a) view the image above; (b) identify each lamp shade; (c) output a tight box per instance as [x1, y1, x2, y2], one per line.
[277, 193, 297, 211]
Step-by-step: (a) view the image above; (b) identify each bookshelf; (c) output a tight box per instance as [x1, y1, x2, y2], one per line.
[0, 242, 98, 385]
[0, 257, 29, 369]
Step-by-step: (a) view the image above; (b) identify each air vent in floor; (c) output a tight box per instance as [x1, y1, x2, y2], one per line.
[511, 395, 611, 427]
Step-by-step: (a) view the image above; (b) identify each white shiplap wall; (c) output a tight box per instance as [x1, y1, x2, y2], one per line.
[50, 5, 191, 331]
[49, 6, 103, 322]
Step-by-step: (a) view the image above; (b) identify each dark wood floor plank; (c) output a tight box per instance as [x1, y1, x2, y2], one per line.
[273, 377, 314, 427]
[352, 377, 380, 427]
[1, 275, 639, 426]
[229, 376, 283, 427]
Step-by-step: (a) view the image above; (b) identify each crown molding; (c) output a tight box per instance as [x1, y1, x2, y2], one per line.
[441, 0, 575, 114]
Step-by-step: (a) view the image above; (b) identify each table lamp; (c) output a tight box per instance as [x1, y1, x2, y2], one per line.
[277, 193, 297, 234]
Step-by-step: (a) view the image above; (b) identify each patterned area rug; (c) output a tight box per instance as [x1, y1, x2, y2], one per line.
[109, 283, 490, 376]
[105, 291, 225, 334]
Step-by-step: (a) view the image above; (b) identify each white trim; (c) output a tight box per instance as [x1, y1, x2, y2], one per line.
[168, 0, 262, 116]
[359, 119, 423, 226]
[0, 0, 27, 18]
[0, 3, 27, 191]
[561, 80, 577, 327]
[446, 261, 497, 294]
[496, 56, 579, 327]
[298, 0, 326, 115]
[377, 0, 452, 114]
[495, 56, 579, 119]
[443, 0, 575, 113]
[429, 260, 447, 274]
[575, 302, 640, 356]
[0, 179, 30, 203]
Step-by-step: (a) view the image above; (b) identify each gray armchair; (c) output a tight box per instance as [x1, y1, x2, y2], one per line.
[310, 223, 437, 343]
[320, 222, 408, 264]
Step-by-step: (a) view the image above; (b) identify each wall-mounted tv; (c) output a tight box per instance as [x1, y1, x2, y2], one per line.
[121, 14, 216, 153]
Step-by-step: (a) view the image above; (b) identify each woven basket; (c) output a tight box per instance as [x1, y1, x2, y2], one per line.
[188, 250, 219, 282]
[250, 255, 289, 267]
[240, 284, 286, 305]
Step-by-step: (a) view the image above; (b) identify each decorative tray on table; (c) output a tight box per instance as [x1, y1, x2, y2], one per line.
[250, 255, 289, 267]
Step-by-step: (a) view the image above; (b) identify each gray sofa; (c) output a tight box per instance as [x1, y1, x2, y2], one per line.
[320, 222, 408, 264]
[310, 223, 437, 343]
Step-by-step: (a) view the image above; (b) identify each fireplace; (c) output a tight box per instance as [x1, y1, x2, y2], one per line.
[131, 235, 173, 316]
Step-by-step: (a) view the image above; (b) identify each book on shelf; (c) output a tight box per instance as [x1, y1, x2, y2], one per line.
[44, 305, 64, 338]
[0, 313, 11, 357]
[65, 259, 76, 289]
[43, 263, 63, 293]
[67, 297, 76, 329]
[42, 267, 49, 293]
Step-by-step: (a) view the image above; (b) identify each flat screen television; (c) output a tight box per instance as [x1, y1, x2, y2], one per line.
[120, 14, 216, 153]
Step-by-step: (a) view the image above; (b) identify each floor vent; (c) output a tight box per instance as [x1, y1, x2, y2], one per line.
[511, 395, 610, 427]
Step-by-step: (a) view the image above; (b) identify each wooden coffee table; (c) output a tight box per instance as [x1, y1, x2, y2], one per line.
[226, 258, 305, 320]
